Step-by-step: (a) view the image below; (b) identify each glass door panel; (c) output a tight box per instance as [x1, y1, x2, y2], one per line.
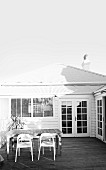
[97, 99, 103, 139]
[76, 101, 87, 134]
[61, 101, 72, 135]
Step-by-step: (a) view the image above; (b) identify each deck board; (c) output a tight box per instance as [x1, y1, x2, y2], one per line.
[0, 138, 106, 170]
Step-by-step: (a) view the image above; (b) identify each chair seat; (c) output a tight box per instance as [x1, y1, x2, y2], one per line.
[18, 142, 32, 147]
[41, 141, 54, 146]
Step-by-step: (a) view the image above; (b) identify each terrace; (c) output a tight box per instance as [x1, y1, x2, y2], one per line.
[0, 137, 106, 170]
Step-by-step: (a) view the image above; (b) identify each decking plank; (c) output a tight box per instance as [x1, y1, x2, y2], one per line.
[0, 138, 106, 170]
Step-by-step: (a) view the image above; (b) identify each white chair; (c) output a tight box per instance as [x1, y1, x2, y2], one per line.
[38, 133, 56, 161]
[15, 134, 33, 162]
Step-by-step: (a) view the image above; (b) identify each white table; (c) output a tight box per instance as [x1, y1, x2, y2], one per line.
[6, 128, 62, 158]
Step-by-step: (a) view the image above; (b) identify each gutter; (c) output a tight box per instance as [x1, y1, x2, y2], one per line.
[1, 82, 106, 87]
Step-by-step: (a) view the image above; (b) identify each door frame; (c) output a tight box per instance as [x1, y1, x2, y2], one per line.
[96, 97, 104, 141]
[60, 98, 89, 137]
[102, 96, 106, 142]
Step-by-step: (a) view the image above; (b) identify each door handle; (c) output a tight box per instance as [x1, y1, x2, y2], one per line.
[75, 116, 76, 121]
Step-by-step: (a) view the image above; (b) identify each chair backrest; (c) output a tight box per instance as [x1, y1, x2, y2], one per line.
[39, 133, 55, 146]
[17, 134, 32, 146]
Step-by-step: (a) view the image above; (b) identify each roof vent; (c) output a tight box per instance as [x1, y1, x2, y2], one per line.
[82, 54, 90, 71]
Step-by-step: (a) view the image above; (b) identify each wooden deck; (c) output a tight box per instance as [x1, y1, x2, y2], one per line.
[0, 137, 106, 170]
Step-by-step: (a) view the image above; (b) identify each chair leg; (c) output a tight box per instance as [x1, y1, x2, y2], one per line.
[42, 147, 44, 155]
[54, 146, 55, 161]
[31, 146, 33, 161]
[38, 146, 41, 160]
[15, 148, 18, 162]
[18, 148, 20, 156]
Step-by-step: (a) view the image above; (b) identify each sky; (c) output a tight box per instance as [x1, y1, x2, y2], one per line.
[0, 0, 106, 82]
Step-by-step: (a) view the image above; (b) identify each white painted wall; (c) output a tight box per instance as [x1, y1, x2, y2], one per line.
[89, 95, 96, 137]
[0, 98, 9, 131]
[0, 95, 97, 138]
[0, 98, 10, 148]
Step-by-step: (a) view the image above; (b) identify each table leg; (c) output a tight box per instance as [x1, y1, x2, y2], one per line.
[7, 136, 10, 159]
[58, 135, 62, 155]
[55, 135, 62, 156]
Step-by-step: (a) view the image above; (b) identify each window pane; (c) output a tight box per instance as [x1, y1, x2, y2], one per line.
[17, 99, 21, 117]
[82, 108, 87, 113]
[100, 100, 102, 106]
[82, 114, 87, 120]
[100, 129, 102, 136]
[62, 121, 66, 127]
[33, 98, 53, 117]
[83, 121, 87, 126]
[83, 127, 87, 133]
[67, 101, 72, 106]
[67, 108, 72, 114]
[62, 128, 66, 134]
[62, 115, 66, 120]
[62, 108, 66, 114]
[77, 114, 81, 120]
[44, 110, 52, 117]
[77, 101, 81, 107]
[100, 114, 102, 121]
[11, 99, 16, 117]
[67, 121, 72, 127]
[67, 128, 72, 134]
[62, 101, 66, 107]
[22, 99, 31, 117]
[100, 122, 102, 128]
[44, 98, 53, 117]
[77, 108, 81, 113]
[67, 115, 72, 120]
[77, 121, 81, 127]
[98, 121, 100, 128]
[100, 107, 102, 113]
[97, 100, 99, 106]
[77, 128, 82, 133]
[82, 101, 87, 107]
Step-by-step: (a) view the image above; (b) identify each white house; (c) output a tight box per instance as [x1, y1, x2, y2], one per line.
[0, 57, 106, 147]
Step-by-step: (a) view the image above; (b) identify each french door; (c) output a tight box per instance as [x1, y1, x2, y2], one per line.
[96, 98, 103, 141]
[61, 99, 89, 137]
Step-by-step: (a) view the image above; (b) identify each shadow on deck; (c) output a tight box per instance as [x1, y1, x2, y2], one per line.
[0, 137, 106, 170]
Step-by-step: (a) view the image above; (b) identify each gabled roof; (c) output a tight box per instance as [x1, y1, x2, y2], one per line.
[62, 65, 106, 83]
[1, 63, 106, 95]
[2, 63, 106, 85]
[93, 85, 106, 95]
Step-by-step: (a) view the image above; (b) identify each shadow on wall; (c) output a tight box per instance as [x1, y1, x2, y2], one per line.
[22, 118, 42, 129]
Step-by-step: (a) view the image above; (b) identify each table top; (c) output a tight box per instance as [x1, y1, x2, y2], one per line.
[6, 128, 62, 138]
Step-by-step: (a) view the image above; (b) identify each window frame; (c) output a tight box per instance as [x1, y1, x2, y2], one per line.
[11, 97, 54, 118]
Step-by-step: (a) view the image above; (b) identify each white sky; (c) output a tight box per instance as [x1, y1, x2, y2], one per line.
[0, 0, 106, 82]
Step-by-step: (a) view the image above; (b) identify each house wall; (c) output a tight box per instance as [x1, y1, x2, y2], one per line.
[0, 98, 9, 131]
[0, 98, 10, 148]
[89, 95, 96, 137]
[0, 94, 97, 148]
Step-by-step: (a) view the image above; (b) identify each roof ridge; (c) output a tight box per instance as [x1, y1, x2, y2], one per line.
[67, 65, 106, 77]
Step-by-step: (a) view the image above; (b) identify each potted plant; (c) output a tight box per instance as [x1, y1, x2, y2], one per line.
[8, 116, 25, 131]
